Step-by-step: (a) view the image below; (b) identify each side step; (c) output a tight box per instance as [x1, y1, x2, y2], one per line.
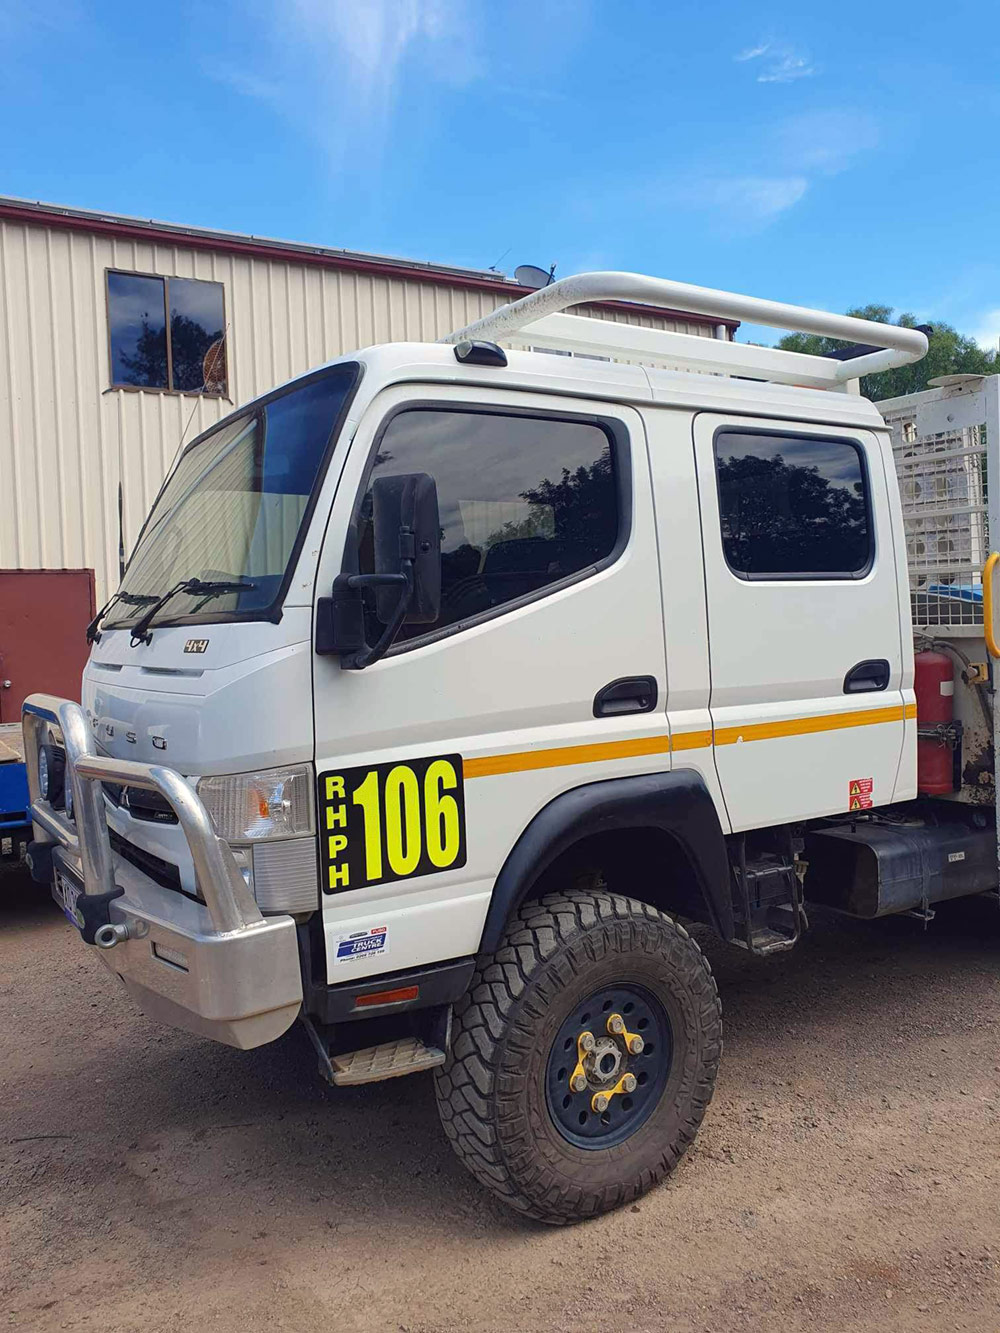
[747, 925, 798, 956]
[330, 1036, 446, 1086]
[729, 837, 807, 957]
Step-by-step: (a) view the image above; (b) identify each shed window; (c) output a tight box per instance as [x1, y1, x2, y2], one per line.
[107, 271, 227, 395]
[714, 430, 872, 578]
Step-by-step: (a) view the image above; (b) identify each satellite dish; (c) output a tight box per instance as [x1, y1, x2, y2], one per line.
[202, 338, 227, 392]
[515, 263, 556, 290]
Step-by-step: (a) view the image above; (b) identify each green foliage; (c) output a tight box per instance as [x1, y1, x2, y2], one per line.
[119, 313, 223, 392]
[717, 450, 866, 573]
[776, 304, 1000, 401]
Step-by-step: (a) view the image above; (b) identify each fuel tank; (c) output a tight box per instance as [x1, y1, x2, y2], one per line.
[804, 815, 996, 918]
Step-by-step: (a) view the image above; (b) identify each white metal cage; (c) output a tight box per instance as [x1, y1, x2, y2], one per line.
[878, 376, 998, 636]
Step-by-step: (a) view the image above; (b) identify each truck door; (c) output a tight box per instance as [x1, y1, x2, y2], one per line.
[311, 384, 668, 979]
[694, 413, 910, 832]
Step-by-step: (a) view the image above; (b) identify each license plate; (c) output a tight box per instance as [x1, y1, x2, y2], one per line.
[54, 869, 84, 930]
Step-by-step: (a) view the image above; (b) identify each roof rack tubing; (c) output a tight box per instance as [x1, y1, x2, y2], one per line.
[504, 311, 848, 387]
[443, 271, 928, 376]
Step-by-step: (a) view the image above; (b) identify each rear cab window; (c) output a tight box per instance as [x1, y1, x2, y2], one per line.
[713, 429, 873, 580]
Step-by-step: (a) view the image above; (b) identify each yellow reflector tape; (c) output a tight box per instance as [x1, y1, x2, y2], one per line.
[464, 704, 911, 780]
[464, 733, 675, 779]
[713, 703, 910, 747]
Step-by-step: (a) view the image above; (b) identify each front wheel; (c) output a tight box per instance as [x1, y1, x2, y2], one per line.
[434, 890, 722, 1224]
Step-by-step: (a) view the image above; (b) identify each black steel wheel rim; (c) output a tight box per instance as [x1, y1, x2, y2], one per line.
[544, 983, 672, 1149]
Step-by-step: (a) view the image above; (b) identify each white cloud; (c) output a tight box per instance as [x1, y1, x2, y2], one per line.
[735, 39, 816, 84]
[204, 62, 283, 106]
[292, 0, 482, 108]
[661, 104, 879, 236]
[970, 309, 1000, 352]
[674, 174, 809, 228]
[207, 0, 483, 170]
[773, 109, 879, 174]
[0, 0, 80, 41]
[735, 41, 771, 62]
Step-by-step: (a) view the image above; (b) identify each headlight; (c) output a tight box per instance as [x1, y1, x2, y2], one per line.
[197, 765, 314, 843]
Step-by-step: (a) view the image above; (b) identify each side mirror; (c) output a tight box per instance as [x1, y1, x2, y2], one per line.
[372, 473, 441, 625]
[315, 472, 442, 669]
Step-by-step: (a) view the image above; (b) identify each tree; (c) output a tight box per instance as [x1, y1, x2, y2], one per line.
[716, 450, 867, 573]
[118, 313, 223, 392]
[776, 304, 1000, 400]
[118, 317, 167, 387]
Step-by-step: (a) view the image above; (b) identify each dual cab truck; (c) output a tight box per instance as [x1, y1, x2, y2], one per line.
[21, 273, 1000, 1223]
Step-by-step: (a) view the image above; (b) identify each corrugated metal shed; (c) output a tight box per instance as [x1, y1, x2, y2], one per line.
[0, 197, 730, 603]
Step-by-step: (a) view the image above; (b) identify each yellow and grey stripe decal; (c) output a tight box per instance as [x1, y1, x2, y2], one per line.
[464, 702, 915, 780]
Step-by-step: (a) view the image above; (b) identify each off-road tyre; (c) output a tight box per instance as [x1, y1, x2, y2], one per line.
[434, 890, 722, 1224]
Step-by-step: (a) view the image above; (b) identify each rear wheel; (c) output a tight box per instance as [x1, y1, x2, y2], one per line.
[434, 890, 722, 1224]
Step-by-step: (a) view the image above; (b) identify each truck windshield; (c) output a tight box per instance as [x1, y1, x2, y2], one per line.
[106, 364, 359, 628]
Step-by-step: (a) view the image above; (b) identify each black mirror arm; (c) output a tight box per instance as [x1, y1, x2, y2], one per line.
[344, 564, 414, 670]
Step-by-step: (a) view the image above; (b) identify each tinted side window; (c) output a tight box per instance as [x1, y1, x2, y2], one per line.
[357, 409, 621, 643]
[714, 431, 872, 577]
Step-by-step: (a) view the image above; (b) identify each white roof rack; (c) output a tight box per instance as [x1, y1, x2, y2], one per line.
[442, 271, 927, 391]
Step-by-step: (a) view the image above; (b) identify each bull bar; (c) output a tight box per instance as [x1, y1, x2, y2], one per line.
[22, 693, 303, 1049]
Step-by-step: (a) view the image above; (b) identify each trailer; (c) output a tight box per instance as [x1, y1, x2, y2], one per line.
[18, 272, 1000, 1224]
[0, 724, 30, 865]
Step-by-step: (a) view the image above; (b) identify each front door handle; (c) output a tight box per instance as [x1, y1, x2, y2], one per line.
[843, 659, 890, 693]
[594, 676, 659, 717]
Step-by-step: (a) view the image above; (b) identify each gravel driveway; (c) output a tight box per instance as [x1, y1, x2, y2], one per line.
[2, 866, 999, 1332]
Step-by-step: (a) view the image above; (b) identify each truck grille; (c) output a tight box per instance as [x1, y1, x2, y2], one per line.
[103, 782, 178, 824]
[108, 829, 201, 902]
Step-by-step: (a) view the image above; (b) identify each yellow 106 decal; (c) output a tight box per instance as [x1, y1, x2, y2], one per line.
[319, 754, 467, 893]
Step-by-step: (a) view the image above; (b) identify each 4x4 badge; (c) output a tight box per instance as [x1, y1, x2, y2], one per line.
[184, 639, 209, 654]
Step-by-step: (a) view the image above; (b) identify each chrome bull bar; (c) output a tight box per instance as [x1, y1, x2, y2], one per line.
[22, 693, 261, 934]
[22, 692, 303, 1050]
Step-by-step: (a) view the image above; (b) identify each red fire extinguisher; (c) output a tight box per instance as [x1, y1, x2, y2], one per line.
[915, 649, 955, 795]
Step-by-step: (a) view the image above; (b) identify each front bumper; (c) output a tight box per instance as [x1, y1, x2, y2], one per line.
[23, 694, 303, 1049]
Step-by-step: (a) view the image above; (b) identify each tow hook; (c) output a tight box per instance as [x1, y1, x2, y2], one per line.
[94, 922, 131, 950]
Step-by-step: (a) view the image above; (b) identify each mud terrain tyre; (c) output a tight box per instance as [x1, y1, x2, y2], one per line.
[434, 890, 722, 1224]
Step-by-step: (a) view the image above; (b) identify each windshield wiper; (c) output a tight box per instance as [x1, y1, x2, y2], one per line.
[129, 578, 257, 647]
[86, 591, 159, 644]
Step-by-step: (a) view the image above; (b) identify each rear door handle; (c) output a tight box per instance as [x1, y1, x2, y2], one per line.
[843, 659, 890, 693]
[594, 676, 659, 717]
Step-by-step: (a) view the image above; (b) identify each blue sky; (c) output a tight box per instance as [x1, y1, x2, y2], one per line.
[3, 0, 1000, 346]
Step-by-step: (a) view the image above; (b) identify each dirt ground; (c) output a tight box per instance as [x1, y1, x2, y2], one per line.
[2, 865, 999, 1333]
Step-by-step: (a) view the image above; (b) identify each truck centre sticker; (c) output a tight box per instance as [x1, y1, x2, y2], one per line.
[318, 754, 467, 893]
[849, 777, 873, 811]
[333, 926, 389, 965]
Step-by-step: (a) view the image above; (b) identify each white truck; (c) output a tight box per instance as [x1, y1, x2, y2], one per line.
[22, 273, 1000, 1224]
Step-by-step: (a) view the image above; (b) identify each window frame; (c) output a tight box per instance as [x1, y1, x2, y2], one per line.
[105, 268, 230, 398]
[342, 398, 634, 656]
[712, 424, 876, 583]
[110, 362, 363, 632]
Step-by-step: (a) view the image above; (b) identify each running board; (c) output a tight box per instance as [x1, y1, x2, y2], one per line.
[330, 1036, 446, 1086]
[743, 926, 798, 956]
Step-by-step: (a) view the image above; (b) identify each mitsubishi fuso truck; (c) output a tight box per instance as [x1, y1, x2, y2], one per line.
[21, 272, 1000, 1224]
